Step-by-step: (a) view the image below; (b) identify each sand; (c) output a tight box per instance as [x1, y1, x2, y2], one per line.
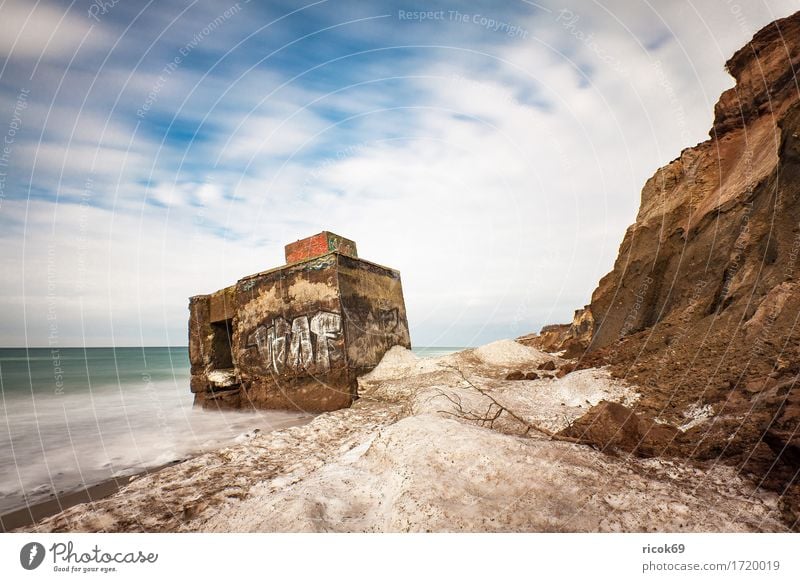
[21, 342, 788, 533]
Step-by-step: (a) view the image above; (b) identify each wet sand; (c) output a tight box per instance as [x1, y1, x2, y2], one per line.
[0, 410, 317, 532]
[0, 461, 179, 532]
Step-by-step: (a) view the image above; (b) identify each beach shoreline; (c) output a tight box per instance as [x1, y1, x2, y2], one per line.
[0, 460, 184, 533]
[1, 412, 316, 532]
[16, 342, 789, 533]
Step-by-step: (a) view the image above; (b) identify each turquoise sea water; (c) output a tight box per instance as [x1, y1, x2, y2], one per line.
[0, 346, 462, 514]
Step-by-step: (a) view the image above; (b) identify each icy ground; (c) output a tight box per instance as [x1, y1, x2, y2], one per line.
[30, 341, 787, 532]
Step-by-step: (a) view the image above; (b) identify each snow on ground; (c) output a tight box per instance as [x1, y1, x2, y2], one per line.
[360, 345, 638, 435]
[473, 339, 553, 368]
[204, 414, 780, 532]
[358, 345, 453, 383]
[550, 368, 640, 408]
[28, 342, 788, 533]
[678, 403, 715, 431]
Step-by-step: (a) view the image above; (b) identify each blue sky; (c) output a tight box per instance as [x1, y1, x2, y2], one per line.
[0, 0, 797, 347]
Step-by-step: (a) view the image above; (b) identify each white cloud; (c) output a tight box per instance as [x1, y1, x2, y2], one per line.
[0, 1, 112, 64]
[217, 109, 328, 162]
[2, 0, 798, 346]
[0, 198, 263, 346]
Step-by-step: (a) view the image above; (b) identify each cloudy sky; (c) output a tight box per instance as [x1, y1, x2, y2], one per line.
[0, 0, 797, 348]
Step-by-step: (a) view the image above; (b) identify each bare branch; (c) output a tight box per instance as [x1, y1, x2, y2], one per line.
[435, 364, 583, 444]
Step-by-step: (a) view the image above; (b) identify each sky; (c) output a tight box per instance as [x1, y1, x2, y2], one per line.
[0, 0, 797, 348]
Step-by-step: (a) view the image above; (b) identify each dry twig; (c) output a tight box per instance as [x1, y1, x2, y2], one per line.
[436, 364, 583, 444]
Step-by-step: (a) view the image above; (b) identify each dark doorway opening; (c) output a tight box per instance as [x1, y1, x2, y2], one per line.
[210, 318, 234, 369]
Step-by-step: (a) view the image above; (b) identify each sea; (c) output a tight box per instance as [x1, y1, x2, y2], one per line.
[0, 346, 463, 515]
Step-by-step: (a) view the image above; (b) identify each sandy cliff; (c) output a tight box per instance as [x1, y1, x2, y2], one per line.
[530, 11, 800, 527]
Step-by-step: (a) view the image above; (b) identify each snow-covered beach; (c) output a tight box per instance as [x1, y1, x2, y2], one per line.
[23, 341, 786, 533]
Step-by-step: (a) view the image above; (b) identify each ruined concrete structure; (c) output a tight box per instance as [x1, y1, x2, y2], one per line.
[189, 232, 411, 412]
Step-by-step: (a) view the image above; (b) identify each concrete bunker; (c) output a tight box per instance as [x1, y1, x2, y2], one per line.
[188, 232, 411, 412]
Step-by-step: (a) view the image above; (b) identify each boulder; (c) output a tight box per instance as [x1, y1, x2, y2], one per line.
[558, 401, 680, 458]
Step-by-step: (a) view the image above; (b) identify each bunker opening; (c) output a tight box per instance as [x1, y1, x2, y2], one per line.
[210, 318, 234, 370]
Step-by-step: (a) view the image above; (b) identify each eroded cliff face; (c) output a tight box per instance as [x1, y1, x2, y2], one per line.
[571, 11, 800, 526]
[591, 11, 800, 349]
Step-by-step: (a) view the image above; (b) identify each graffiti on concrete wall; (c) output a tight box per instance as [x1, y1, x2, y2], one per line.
[246, 311, 343, 375]
[355, 307, 400, 337]
[347, 307, 409, 366]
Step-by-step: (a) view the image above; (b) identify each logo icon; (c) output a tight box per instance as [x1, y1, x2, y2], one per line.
[20, 542, 46, 570]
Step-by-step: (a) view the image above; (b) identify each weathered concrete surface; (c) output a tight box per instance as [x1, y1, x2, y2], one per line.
[189, 234, 410, 413]
[189, 285, 239, 406]
[234, 254, 349, 412]
[338, 254, 411, 373]
[209, 285, 236, 323]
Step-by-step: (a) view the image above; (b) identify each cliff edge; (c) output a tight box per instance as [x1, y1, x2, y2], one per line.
[532, 10, 800, 527]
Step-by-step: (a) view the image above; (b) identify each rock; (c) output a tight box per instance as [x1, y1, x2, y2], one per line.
[558, 401, 680, 458]
[520, 307, 594, 354]
[763, 430, 800, 466]
[505, 371, 525, 381]
[740, 441, 778, 476]
[583, 10, 800, 359]
[712, 11, 800, 137]
[744, 377, 777, 393]
[524, 371, 539, 380]
[555, 363, 576, 378]
[545, 10, 800, 522]
[538, 360, 556, 371]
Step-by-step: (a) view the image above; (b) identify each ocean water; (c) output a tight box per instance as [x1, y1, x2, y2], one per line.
[0, 345, 462, 515]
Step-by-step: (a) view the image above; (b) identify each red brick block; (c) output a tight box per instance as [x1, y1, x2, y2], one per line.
[285, 231, 358, 263]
